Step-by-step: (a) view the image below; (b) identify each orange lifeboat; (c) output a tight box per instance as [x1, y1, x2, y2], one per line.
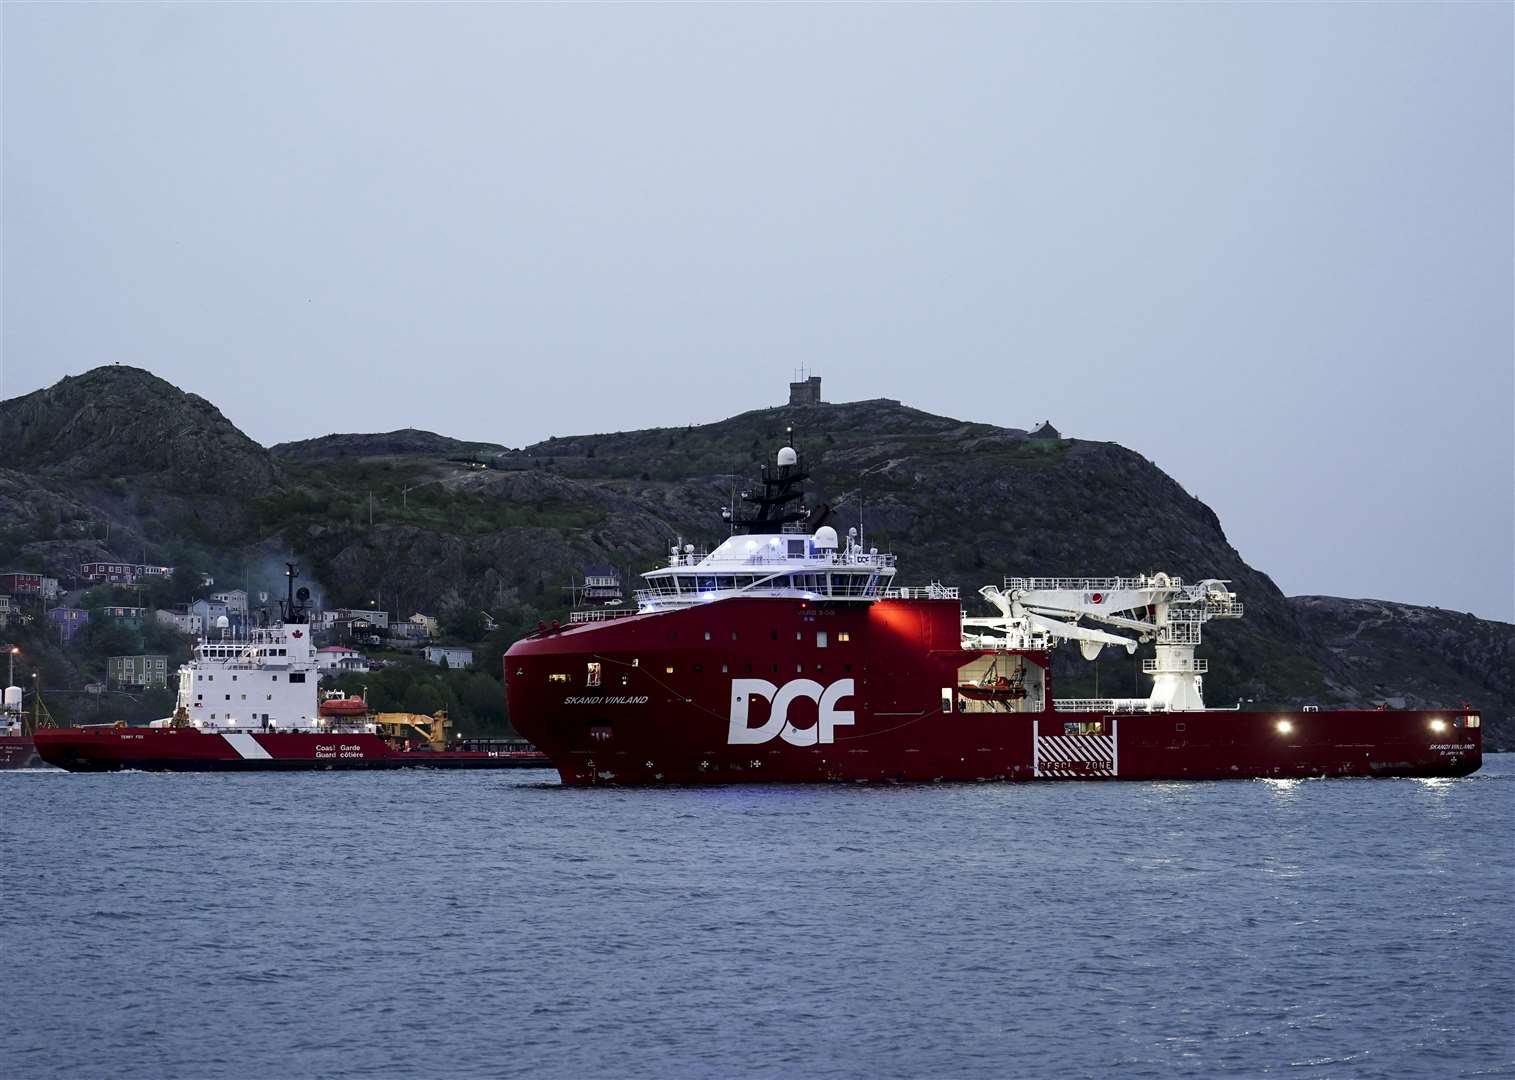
[319, 696, 368, 717]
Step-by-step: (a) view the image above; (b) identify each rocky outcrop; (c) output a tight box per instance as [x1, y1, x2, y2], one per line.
[0, 366, 276, 490]
[1289, 595, 1514, 750]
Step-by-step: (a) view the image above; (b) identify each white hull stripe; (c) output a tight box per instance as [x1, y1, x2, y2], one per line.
[222, 733, 272, 760]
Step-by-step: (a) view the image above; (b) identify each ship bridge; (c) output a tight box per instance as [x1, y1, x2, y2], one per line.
[634, 526, 903, 612]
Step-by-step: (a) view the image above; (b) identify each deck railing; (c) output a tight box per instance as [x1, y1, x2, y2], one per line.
[568, 609, 639, 625]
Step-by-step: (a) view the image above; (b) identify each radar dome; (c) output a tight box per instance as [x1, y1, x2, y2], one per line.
[812, 526, 838, 549]
[776, 446, 798, 467]
[215, 615, 230, 629]
[3, 686, 21, 710]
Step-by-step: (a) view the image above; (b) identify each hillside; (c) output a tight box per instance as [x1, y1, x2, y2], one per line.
[2, 366, 1509, 748]
[1290, 595, 1514, 721]
[271, 429, 507, 462]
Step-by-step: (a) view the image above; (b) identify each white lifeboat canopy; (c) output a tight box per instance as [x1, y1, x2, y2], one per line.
[776, 446, 798, 467]
[812, 525, 838, 550]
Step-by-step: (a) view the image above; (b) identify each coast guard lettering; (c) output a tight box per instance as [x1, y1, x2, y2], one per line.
[728, 678, 855, 746]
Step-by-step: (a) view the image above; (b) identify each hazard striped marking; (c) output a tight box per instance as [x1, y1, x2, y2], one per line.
[1033, 721, 1118, 778]
[221, 733, 272, 760]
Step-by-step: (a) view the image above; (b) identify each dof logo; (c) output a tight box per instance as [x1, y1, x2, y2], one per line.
[727, 678, 855, 746]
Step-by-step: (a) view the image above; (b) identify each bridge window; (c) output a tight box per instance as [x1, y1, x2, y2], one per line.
[837, 632, 851, 643]
[941, 689, 952, 713]
[586, 663, 601, 687]
[816, 631, 828, 648]
[665, 665, 675, 674]
[548, 674, 569, 684]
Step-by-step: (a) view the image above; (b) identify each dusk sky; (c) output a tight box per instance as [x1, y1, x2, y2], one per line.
[4, 4, 1511, 620]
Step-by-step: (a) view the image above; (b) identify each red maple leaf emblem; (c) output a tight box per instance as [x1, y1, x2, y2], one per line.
[291, 630, 304, 638]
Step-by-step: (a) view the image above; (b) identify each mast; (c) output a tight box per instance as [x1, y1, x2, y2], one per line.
[721, 428, 813, 535]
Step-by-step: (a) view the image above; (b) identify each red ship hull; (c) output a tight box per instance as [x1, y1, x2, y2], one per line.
[32, 729, 551, 772]
[504, 597, 1482, 785]
[0, 735, 44, 770]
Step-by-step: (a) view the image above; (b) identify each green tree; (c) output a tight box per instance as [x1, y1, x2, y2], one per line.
[404, 681, 444, 716]
[444, 608, 488, 642]
[461, 672, 506, 727]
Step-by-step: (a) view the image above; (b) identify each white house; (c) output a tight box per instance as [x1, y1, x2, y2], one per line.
[408, 613, 439, 639]
[210, 589, 249, 618]
[316, 645, 372, 673]
[319, 608, 390, 632]
[155, 608, 204, 635]
[423, 645, 474, 669]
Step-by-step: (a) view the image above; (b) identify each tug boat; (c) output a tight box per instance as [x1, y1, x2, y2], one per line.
[504, 441, 1483, 785]
[33, 568, 550, 773]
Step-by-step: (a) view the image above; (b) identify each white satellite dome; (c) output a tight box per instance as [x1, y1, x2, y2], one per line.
[215, 615, 230, 630]
[812, 525, 838, 549]
[776, 446, 798, 467]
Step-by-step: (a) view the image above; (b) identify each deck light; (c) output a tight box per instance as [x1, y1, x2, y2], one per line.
[1429, 719, 1447, 734]
[1276, 719, 1294, 735]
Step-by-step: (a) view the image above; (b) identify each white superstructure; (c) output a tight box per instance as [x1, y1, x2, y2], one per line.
[154, 620, 331, 731]
[635, 526, 905, 612]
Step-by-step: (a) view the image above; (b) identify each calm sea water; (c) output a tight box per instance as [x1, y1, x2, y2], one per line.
[2, 760, 1512, 1080]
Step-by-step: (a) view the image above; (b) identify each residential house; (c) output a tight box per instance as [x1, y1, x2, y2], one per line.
[423, 645, 474, 669]
[0, 595, 12, 630]
[108, 654, 170, 689]
[190, 598, 234, 635]
[40, 578, 60, 602]
[480, 611, 499, 633]
[47, 607, 90, 643]
[210, 589, 249, 619]
[315, 645, 372, 674]
[79, 561, 175, 585]
[580, 565, 624, 606]
[0, 572, 43, 597]
[319, 608, 390, 633]
[408, 613, 439, 639]
[99, 605, 146, 629]
[155, 607, 204, 636]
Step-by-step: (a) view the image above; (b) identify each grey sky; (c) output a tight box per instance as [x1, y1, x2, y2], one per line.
[4, 3, 1511, 620]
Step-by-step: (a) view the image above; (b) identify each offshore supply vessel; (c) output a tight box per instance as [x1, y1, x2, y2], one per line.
[33, 569, 549, 773]
[505, 441, 1482, 785]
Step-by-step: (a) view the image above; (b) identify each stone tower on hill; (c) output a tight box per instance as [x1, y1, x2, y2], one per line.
[788, 375, 823, 406]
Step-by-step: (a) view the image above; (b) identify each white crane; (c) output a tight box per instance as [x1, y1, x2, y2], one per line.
[963, 573, 1244, 711]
